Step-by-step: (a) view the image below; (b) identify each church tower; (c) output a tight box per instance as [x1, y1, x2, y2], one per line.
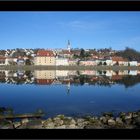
[67, 40, 71, 52]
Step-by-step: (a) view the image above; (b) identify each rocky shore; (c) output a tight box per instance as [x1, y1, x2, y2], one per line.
[1, 110, 140, 129]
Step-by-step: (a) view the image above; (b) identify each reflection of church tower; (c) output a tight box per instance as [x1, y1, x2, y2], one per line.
[67, 81, 70, 94]
[67, 40, 71, 52]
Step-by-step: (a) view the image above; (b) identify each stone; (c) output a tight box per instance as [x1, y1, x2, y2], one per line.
[70, 119, 76, 125]
[21, 118, 29, 124]
[44, 122, 55, 129]
[53, 118, 64, 126]
[26, 120, 43, 129]
[13, 121, 21, 128]
[55, 125, 66, 129]
[0, 120, 14, 129]
[132, 112, 138, 118]
[67, 124, 76, 129]
[108, 119, 116, 126]
[100, 116, 107, 124]
[56, 115, 65, 120]
[133, 116, 140, 125]
[116, 117, 123, 125]
[76, 118, 85, 123]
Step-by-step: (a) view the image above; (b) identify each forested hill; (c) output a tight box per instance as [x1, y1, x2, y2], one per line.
[116, 47, 140, 61]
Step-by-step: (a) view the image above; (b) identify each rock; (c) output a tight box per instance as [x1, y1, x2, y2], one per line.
[55, 125, 66, 129]
[108, 119, 116, 126]
[0, 120, 14, 129]
[76, 118, 85, 123]
[67, 124, 76, 129]
[21, 118, 29, 124]
[13, 121, 21, 128]
[116, 117, 123, 125]
[53, 118, 63, 126]
[125, 113, 132, 120]
[26, 120, 43, 129]
[44, 122, 55, 129]
[132, 112, 138, 118]
[133, 116, 140, 125]
[103, 112, 113, 117]
[56, 115, 65, 120]
[100, 116, 107, 124]
[70, 119, 76, 125]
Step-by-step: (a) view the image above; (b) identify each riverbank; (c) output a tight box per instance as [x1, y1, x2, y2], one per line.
[1, 110, 140, 129]
[0, 65, 140, 70]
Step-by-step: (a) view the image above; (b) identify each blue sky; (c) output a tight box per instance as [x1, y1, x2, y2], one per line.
[0, 12, 140, 51]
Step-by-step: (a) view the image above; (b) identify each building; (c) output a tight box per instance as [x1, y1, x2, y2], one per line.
[56, 58, 69, 66]
[0, 56, 6, 65]
[68, 59, 78, 65]
[34, 50, 56, 65]
[112, 56, 128, 66]
[79, 60, 96, 66]
[129, 61, 138, 66]
[5, 57, 17, 65]
[96, 59, 112, 66]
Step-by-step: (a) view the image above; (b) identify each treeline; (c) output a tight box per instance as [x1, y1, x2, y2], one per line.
[116, 47, 140, 61]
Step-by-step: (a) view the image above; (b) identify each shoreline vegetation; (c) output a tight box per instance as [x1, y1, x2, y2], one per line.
[1, 108, 140, 129]
[0, 65, 140, 70]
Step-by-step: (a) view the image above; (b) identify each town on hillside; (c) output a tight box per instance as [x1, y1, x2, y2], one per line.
[0, 41, 140, 66]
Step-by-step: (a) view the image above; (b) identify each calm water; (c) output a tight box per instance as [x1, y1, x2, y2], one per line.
[0, 70, 140, 118]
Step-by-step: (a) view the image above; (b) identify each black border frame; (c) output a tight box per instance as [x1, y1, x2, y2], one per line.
[0, 0, 140, 139]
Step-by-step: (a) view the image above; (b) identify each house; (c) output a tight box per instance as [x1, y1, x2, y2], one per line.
[0, 56, 6, 65]
[129, 61, 138, 66]
[79, 60, 96, 66]
[34, 50, 56, 65]
[56, 58, 69, 66]
[5, 57, 17, 65]
[68, 59, 78, 65]
[17, 58, 25, 65]
[96, 59, 112, 66]
[112, 56, 128, 66]
[58, 50, 72, 58]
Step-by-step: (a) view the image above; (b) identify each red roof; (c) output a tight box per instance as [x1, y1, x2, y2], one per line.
[37, 50, 54, 57]
[112, 56, 127, 62]
[0, 56, 6, 60]
[36, 79, 54, 85]
[111, 75, 123, 80]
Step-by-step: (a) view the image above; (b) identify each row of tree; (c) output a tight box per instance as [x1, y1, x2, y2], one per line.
[116, 47, 140, 61]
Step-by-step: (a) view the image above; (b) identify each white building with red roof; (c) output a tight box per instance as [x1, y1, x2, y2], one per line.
[34, 50, 56, 65]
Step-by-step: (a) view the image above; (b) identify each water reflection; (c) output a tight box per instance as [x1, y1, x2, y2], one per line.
[0, 70, 140, 88]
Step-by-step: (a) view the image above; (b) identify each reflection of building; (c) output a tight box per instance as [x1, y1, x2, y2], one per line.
[36, 79, 54, 85]
[56, 70, 69, 78]
[34, 70, 56, 79]
[34, 50, 55, 65]
[0, 56, 6, 65]
[128, 70, 137, 75]
[56, 58, 69, 66]
[80, 70, 96, 75]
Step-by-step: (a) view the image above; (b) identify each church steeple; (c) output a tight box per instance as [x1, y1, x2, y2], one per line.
[67, 40, 71, 52]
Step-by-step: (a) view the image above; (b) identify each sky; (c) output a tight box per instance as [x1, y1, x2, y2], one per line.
[0, 12, 140, 51]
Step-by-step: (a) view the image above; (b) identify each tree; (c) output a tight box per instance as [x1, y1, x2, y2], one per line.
[103, 62, 107, 65]
[80, 48, 85, 58]
[25, 59, 31, 65]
